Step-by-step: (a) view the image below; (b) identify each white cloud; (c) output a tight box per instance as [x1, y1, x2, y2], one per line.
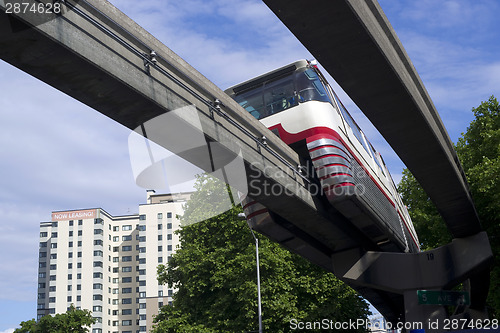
[0, 329, 15, 333]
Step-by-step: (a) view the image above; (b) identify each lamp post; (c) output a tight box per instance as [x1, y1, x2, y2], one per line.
[239, 213, 263, 333]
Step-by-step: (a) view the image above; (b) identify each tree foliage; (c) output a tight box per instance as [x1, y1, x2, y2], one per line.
[14, 304, 95, 333]
[398, 95, 500, 315]
[456, 95, 500, 314]
[153, 174, 370, 332]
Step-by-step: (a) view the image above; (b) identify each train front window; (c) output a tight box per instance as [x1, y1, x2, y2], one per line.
[234, 74, 296, 120]
[234, 87, 265, 120]
[295, 68, 330, 103]
[233, 66, 330, 120]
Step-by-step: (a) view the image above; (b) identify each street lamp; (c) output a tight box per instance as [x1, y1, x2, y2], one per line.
[239, 213, 263, 333]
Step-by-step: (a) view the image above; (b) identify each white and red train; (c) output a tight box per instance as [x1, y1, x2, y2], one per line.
[225, 60, 420, 253]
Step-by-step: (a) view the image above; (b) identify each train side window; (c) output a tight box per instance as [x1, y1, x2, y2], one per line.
[368, 142, 386, 177]
[332, 93, 369, 152]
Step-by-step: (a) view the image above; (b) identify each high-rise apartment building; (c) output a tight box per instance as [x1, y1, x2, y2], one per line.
[36, 191, 191, 333]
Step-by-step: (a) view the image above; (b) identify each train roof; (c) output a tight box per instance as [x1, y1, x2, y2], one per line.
[224, 59, 309, 96]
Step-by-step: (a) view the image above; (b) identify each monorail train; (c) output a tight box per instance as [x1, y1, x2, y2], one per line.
[225, 60, 420, 253]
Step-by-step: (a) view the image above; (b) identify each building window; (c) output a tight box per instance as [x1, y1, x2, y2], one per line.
[158, 235, 163, 241]
[39, 262, 46, 268]
[94, 240, 103, 246]
[158, 290, 163, 297]
[77, 295, 81, 301]
[38, 272, 46, 278]
[122, 256, 132, 262]
[68, 274, 72, 280]
[77, 273, 81, 279]
[37, 293, 45, 299]
[167, 212, 172, 218]
[68, 241, 73, 248]
[52, 222, 58, 227]
[122, 320, 132, 326]
[139, 215, 146, 221]
[139, 247, 146, 253]
[122, 277, 132, 283]
[122, 266, 132, 272]
[77, 252, 82, 258]
[94, 229, 103, 235]
[93, 283, 103, 290]
[49, 286, 56, 292]
[40, 232, 47, 237]
[113, 236, 119, 242]
[113, 246, 119, 252]
[167, 223, 172, 229]
[68, 263, 72, 269]
[113, 226, 119, 231]
[49, 297, 55, 303]
[112, 299, 119, 305]
[93, 295, 102, 301]
[77, 284, 81, 290]
[67, 285, 72, 291]
[69, 220, 74, 226]
[67, 296, 72, 302]
[49, 275, 56, 281]
[158, 257, 163, 263]
[49, 264, 57, 270]
[122, 235, 132, 241]
[69, 231, 73, 237]
[113, 257, 119, 263]
[122, 309, 132, 315]
[157, 213, 163, 219]
[68, 252, 73, 258]
[138, 258, 146, 264]
[77, 241, 82, 247]
[78, 220, 83, 225]
[122, 288, 132, 294]
[167, 245, 172, 252]
[38, 282, 46, 289]
[112, 288, 119, 294]
[50, 243, 57, 249]
[158, 224, 162, 230]
[158, 246, 162, 252]
[78, 230, 82, 236]
[113, 267, 119, 273]
[122, 298, 132, 304]
[122, 225, 132, 231]
[122, 246, 132, 252]
[93, 261, 103, 267]
[40, 242, 47, 248]
[51, 232, 58, 238]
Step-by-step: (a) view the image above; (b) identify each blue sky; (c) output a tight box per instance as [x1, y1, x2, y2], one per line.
[1, 0, 500, 331]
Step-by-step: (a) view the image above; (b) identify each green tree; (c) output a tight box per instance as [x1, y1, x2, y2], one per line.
[456, 95, 500, 315]
[14, 304, 95, 333]
[153, 174, 369, 332]
[398, 95, 500, 315]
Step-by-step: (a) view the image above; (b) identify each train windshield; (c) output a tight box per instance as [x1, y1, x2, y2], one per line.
[234, 67, 330, 120]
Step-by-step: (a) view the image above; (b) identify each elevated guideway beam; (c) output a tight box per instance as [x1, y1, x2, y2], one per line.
[263, 0, 482, 238]
[262, 0, 493, 325]
[0, 0, 373, 269]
